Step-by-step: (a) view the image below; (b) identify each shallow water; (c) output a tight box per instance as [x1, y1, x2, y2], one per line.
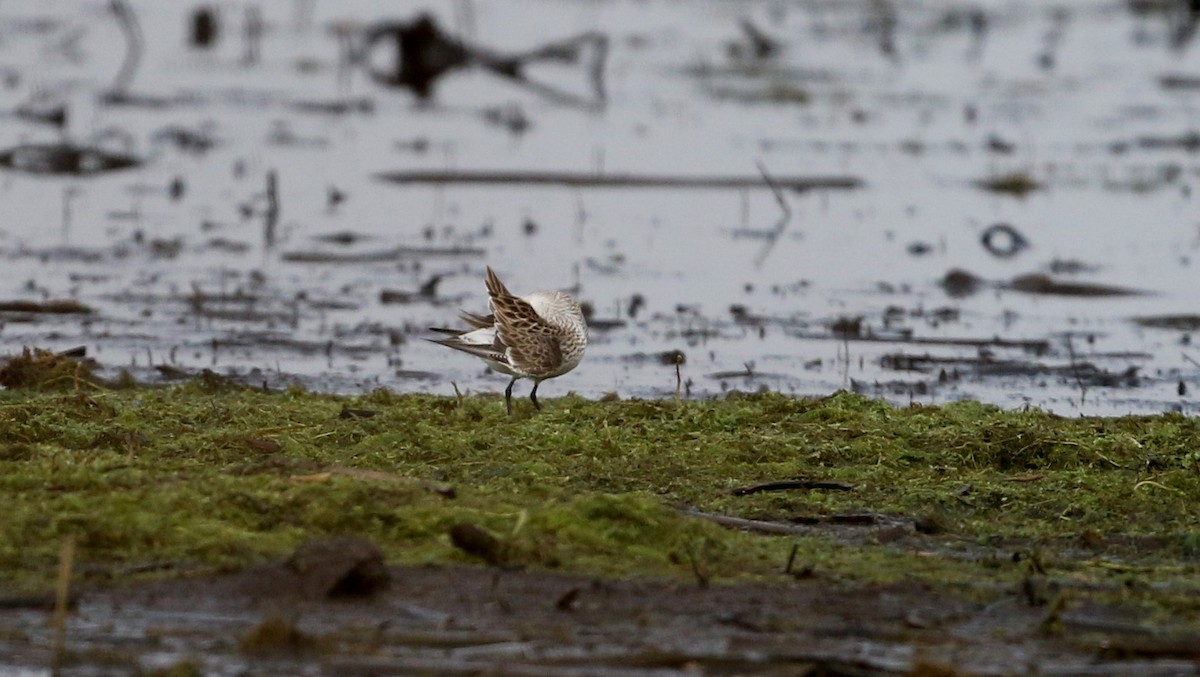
[1, 0, 1199, 415]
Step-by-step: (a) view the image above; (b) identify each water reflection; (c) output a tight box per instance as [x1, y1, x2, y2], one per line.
[0, 0, 1195, 415]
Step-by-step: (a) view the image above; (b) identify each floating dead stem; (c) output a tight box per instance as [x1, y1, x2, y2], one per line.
[375, 169, 864, 192]
[0, 144, 140, 176]
[1006, 274, 1147, 297]
[974, 172, 1043, 197]
[0, 300, 92, 314]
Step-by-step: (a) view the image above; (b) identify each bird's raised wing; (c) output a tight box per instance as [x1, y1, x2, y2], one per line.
[485, 267, 564, 376]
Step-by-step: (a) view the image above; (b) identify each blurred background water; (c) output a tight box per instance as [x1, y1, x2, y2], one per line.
[1, 0, 1199, 415]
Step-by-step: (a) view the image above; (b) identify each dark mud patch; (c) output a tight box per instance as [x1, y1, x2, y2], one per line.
[5, 541, 1200, 676]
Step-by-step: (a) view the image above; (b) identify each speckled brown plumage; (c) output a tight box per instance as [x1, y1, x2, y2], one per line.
[430, 266, 588, 413]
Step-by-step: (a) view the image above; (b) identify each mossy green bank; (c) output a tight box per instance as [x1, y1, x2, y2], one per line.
[2, 377, 1199, 622]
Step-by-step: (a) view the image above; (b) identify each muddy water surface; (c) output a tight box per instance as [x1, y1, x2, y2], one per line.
[2, 0, 1200, 414]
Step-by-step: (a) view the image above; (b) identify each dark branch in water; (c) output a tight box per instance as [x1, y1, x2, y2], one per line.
[1065, 333, 1088, 405]
[731, 480, 856, 496]
[752, 161, 793, 268]
[108, 0, 144, 97]
[359, 15, 609, 110]
[264, 171, 279, 250]
[377, 170, 863, 193]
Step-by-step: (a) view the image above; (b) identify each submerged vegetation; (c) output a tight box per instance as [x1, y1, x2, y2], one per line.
[1, 363, 1199, 624]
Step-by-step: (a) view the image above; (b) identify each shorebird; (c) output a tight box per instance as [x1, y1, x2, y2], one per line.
[429, 266, 588, 414]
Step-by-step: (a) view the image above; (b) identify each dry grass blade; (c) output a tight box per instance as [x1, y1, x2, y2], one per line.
[51, 534, 75, 677]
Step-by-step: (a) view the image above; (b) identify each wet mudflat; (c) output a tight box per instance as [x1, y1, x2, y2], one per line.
[0, 0, 1198, 414]
[7, 547, 1200, 677]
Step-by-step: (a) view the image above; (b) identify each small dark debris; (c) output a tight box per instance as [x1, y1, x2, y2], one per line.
[154, 364, 190, 380]
[830, 316, 863, 338]
[906, 241, 933, 256]
[153, 125, 218, 154]
[827, 513, 882, 525]
[658, 350, 687, 366]
[482, 104, 531, 135]
[1048, 258, 1099, 275]
[380, 275, 442, 304]
[914, 513, 952, 535]
[986, 134, 1017, 154]
[0, 591, 77, 611]
[327, 186, 347, 209]
[731, 480, 855, 496]
[940, 269, 984, 297]
[243, 437, 282, 453]
[190, 6, 220, 49]
[314, 231, 369, 246]
[556, 586, 582, 611]
[450, 523, 506, 566]
[975, 172, 1042, 196]
[284, 537, 390, 599]
[980, 223, 1030, 258]
[628, 293, 645, 318]
[1136, 131, 1200, 153]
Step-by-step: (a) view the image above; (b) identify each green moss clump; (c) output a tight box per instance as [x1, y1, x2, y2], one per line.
[1, 386, 1199, 623]
[0, 347, 102, 391]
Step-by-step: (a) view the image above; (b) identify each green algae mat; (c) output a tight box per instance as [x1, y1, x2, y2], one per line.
[2, 375, 1199, 630]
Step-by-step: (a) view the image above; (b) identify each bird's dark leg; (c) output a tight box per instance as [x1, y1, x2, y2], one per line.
[530, 380, 542, 410]
[505, 377, 516, 415]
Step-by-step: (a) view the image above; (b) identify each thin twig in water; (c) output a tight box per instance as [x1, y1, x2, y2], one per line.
[264, 171, 279, 249]
[1065, 333, 1087, 404]
[1183, 352, 1200, 369]
[108, 0, 144, 97]
[840, 333, 851, 389]
[752, 161, 793, 268]
[784, 543, 799, 575]
[683, 540, 710, 588]
[377, 169, 863, 192]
